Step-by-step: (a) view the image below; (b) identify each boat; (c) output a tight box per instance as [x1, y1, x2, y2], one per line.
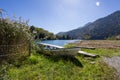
[48, 48, 80, 56]
[38, 43, 80, 56]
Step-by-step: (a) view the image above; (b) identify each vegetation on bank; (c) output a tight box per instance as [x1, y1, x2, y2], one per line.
[30, 26, 56, 40]
[56, 35, 73, 40]
[30, 26, 73, 40]
[74, 40, 120, 49]
[1, 42, 120, 80]
[64, 43, 75, 48]
[1, 48, 119, 80]
[81, 48, 120, 57]
[0, 8, 56, 63]
[0, 9, 31, 63]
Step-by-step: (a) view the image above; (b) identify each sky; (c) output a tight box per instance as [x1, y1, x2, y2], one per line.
[0, 0, 120, 34]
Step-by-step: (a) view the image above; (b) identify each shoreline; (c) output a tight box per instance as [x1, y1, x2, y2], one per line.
[73, 40, 120, 49]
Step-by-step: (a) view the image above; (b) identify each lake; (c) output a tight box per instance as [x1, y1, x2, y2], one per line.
[38, 40, 79, 46]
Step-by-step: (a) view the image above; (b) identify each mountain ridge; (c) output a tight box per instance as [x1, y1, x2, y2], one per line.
[57, 10, 120, 40]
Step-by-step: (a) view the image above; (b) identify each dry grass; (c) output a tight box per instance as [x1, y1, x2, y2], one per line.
[75, 40, 120, 49]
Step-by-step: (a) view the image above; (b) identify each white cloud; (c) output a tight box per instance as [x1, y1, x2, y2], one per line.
[96, 1, 100, 6]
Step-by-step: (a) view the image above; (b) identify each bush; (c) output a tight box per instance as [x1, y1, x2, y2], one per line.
[0, 12, 31, 63]
[28, 55, 38, 64]
[0, 19, 30, 45]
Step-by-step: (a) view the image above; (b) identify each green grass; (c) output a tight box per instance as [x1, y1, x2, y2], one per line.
[2, 49, 119, 80]
[81, 48, 120, 57]
[64, 43, 75, 48]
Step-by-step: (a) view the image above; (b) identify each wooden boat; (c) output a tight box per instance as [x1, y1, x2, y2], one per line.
[38, 43, 80, 56]
[38, 43, 98, 57]
[47, 48, 80, 56]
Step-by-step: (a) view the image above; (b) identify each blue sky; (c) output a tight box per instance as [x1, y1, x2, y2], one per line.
[0, 0, 120, 33]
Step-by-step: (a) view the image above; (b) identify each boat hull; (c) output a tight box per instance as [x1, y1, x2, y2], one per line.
[41, 48, 80, 56]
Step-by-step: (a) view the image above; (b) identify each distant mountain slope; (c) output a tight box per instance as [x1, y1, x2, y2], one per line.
[57, 11, 120, 40]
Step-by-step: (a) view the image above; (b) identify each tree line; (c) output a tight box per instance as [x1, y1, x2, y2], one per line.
[30, 26, 73, 40]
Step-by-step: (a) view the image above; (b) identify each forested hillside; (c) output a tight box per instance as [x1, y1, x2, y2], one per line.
[57, 11, 120, 40]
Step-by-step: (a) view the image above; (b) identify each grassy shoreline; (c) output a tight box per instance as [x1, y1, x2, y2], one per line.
[74, 40, 120, 49]
[1, 40, 120, 80]
[2, 53, 117, 80]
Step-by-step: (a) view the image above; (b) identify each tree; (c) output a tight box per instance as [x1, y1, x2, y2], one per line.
[30, 25, 35, 33]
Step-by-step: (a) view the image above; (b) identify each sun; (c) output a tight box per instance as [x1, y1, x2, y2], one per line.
[96, 1, 100, 6]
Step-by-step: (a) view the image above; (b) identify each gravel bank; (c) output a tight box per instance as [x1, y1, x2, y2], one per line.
[103, 56, 120, 78]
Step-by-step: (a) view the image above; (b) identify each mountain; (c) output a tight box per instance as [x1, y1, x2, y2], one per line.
[57, 11, 120, 40]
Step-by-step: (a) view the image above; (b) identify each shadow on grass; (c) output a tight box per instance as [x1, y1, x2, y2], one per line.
[38, 51, 83, 67]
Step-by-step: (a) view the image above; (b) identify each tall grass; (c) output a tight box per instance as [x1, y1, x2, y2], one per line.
[4, 49, 119, 80]
[81, 48, 120, 57]
[0, 13, 31, 63]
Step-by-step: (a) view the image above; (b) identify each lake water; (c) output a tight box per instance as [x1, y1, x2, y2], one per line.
[38, 40, 79, 46]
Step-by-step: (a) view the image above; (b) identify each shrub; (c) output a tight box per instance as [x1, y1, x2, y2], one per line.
[0, 10, 31, 62]
[28, 55, 38, 64]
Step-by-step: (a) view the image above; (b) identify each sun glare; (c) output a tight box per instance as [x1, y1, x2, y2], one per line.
[96, 1, 100, 6]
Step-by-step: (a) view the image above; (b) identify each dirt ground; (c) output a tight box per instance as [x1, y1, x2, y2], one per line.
[74, 40, 120, 49]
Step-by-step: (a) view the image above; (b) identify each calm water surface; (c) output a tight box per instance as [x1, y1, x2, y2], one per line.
[39, 40, 80, 46]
